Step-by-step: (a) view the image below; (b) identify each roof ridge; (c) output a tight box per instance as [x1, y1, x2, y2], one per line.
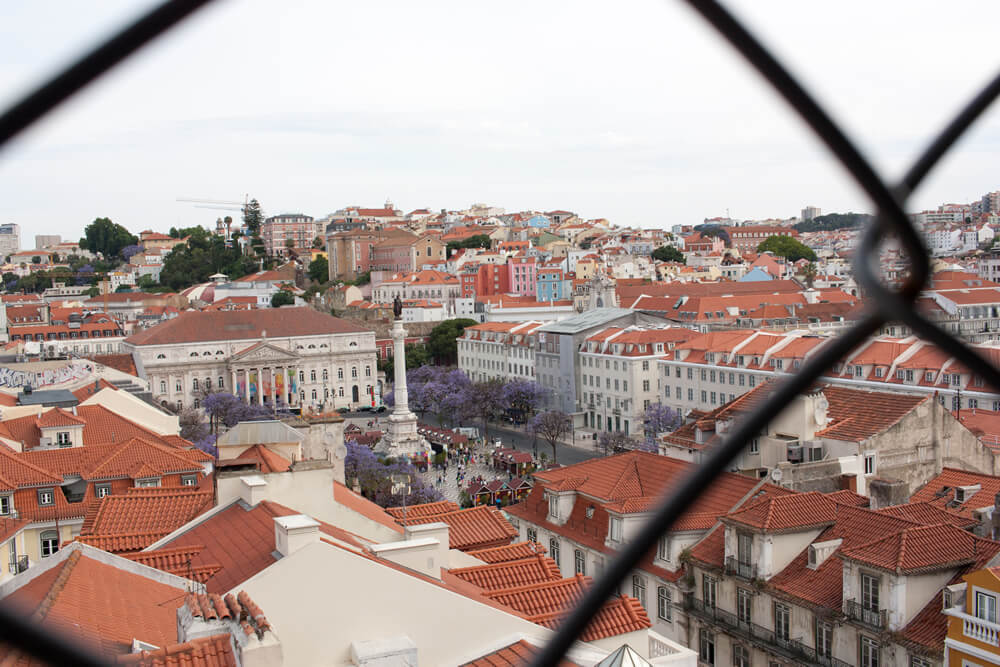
[33, 550, 82, 621]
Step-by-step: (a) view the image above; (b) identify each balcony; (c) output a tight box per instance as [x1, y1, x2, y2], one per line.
[8, 555, 27, 575]
[725, 556, 757, 581]
[844, 599, 887, 630]
[686, 597, 851, 667]
[947, 608, 1000, 646]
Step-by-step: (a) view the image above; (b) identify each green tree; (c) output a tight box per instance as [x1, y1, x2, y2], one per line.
[793, 212, 872, 233]
[427, 318, 478, 364]
[136, 274, 157, 289]
[243, 198, 264, 236]
[312, 236, 325, 249]
[308, 256, 329, 284]
[651, 245, 685, 263]
[757, 235, 817, 262]
[159, 226, 257, 290]
[801, 261, 818, 288]
[271, 290, 294, 308]
[445, 234, 492, 257]
[378, 344, 429, 378]
[31, 256, 41, 264]
[80, 217, 138, 258]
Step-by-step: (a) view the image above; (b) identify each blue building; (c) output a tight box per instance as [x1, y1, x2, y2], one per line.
[536, 268, 568, 301]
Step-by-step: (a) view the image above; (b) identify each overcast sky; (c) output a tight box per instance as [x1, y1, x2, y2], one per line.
[3, 0, 1000, 243]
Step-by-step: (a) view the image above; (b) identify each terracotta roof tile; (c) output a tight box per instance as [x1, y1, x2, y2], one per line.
[877, 501, 978, 528]
[36, 408, 86, 428]
[466, 541, 547, 563]
[385, 499, 459, 519]
[393, 505, 518, 551]
[839, 523, 979, 573]
[3, 549, 187, 659]
[448, 554, 563, 591]
[114, 633, 236, 666]
[125, 307, 369, 346]
[78, 488, 214, 553]
[459, 639, 580, 667]
[908, 467, 1000, 518]
[723, 491, 838, 533]
[814, 385, 928, 442]
[121, 545, 222, 583]
[235, 445, 291, 474]
[88, 354, 139, 378]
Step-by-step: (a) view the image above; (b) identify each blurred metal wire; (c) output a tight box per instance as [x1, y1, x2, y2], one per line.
[1, 0, 999, 666]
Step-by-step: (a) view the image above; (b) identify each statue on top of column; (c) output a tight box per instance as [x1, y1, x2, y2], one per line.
[393, 295, 403, 320]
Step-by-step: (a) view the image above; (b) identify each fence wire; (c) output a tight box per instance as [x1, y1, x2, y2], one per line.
[0, 1, 999, 666]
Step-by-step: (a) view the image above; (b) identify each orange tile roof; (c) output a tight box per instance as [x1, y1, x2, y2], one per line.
[839, 523, 979, 573]
[385, 499, 459, 519]
[393, 505, 518, 551]
[815, 385, 928, 442]
[459, 639, 580, 667]
[909, 467, 1000, 517]
[723, 492, 838, 533]
[448, 554, 563, 591]
[235, 445, 291, 473]
[4, 549, 186, 659]
[121, 545, 222, 584]
[114, 634, 236, 666]
[78, 488, 214, 553]
[465, 541, 547, 563]
[36, 407, 86, 428]
[88, 353, 139, 378]
[125, 307, 368, 346]
[151, 499, 367, 593]
[71, 378, 118, 401]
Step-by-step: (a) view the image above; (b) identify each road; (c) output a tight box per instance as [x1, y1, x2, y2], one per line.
[343, 413, 602, 467]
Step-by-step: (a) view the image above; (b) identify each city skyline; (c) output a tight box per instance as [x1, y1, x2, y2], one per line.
[3, 0, 1000, 239]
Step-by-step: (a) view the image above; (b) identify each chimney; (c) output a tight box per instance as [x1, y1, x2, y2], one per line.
[274, 515, 320, 557]
[176, 592, 282, 667]
[240, 475, 268, 506]
[369, 522, 450, 580]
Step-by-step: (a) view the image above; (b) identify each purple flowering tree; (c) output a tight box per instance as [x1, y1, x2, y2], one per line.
[344, 441, 443, 508]
[203, 392, 273, 432]
[598, 430, 637, 456]
[193, 434, 219, 458]
[469, 378, 507, 443]
[640, 402, 682, 453]
[501, 380, 548, 424]
[121, 244, 143, 261]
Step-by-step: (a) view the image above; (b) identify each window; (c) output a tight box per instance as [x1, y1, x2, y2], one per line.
[548, 494, 559, 519]
[749, 438, 759, 454]
[737, 532, 753, 569]
[40, 530, 59, 558]
[976, 590, 998, 622]
[159, 380, 166, 393]
[310, 370, 317, 382]
[642, 360, 649, 371]
[192, 378, 199, 390]
[574, 549, 586, 575]
[609, 516, 623, 542]
[352, 367, 358, 378]
[749, 375, 756, 387]
[632, 574, 646, 607]
[698, 629, 715, 665]
[733, 644, 750, 667]
[816, 620, 832, 658]
[737, 588, 752, 625]
[860, 636, 880, 667]
[56, 432, 71, 446]
[175, 380, 182, 392]
[909, 657, 931, 667]
[366, 365, 371, 377]
[861, 572, 880, 612]
[549, 538, 560, 566]
[311, 389, 317, 400]
[702, 574, 717, 609]
[657, 536, 669, 561]
[337, 368, 344, 379]
[864, 453, 876, 476]
[657, 586, 672, 621]
[136, 478, 160, 488]
[181, 474, 198, 487]
[96, 484, 111, 498]
[527, 527, 537, 543]
[37, 489, 54, 506]
[774, 602, 790, 641]
[0, 496, 10, 515]
[642, 380, 650, 392]
[322, 369, 329, 381]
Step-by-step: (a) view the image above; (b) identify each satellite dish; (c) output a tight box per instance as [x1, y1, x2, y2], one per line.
[770, 468, 783, 482]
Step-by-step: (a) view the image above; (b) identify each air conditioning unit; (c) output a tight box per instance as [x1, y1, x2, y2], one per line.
[786, 445, 803, 463]
[807, 443, 825, 462]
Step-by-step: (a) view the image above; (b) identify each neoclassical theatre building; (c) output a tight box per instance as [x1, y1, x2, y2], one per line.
[124, 307, 378, 412]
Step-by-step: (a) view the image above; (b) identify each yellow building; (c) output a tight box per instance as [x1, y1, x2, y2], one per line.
[946, 567, 1000, 666]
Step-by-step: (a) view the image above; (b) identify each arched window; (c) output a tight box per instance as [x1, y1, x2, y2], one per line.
[338, 386, 344, 397]
[322, 369, 329, 381]
[337, 368, 344, 379]
[159, 380, 166, 393]
[365, 366, 371, 377]
[352, 367, 358, 378]
[310, 370, 316, 382]
[218, 376, 224, 388]
[156, 354, 166, 359]
[192, 378, 199, 390]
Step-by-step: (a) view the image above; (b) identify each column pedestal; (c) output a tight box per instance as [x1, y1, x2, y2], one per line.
[378, 318, 429, 458]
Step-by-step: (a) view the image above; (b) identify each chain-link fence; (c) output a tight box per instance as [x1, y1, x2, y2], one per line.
[1, 1, 1000, 665]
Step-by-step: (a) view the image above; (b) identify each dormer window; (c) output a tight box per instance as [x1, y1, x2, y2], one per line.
[56, 432, 70, 446]
[37, 489, 54, 506]
[586, 505, 595, 519]
[0, 495, 11, 515]
[548, 494, 559, 519]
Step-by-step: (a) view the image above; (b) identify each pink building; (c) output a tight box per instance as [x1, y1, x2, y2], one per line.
[507, 256, 537, 297]
[262, 214, 318, 257]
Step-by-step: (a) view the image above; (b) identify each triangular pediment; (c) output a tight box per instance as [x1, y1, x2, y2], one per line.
[229, 341, 300, 363]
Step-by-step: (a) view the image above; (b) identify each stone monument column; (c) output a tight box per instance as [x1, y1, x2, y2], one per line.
[391, 318, 409, 417]
[378, 297, 430, 458]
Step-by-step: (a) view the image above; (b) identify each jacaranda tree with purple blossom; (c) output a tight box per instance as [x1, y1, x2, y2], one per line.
[344, 440, 442, 508]
[469, 378, 507, 443]
[501, 380, 548, 424]
[641, 402, 682, 453]
[203, 392, 273, 433]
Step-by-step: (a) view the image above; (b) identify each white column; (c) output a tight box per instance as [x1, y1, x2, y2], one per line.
[231, 369, 237, 398]
[269, 367, 276, 406]
[255, 367, 263, 405]
[392, 318, 409, 416]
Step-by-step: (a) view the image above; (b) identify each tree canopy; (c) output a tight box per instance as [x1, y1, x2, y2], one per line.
[307, 256, 329, 284]
[243, 198, 264, 236]
[79, 218, 138, 258]
[757, 235, 817, 262]
[158, 226, 257, 290]
[529, 411, 572, 463]
[651, 245, 685, 263]
[446, 234, 492, 257]
[271, 290, 294, 308]
[426, 318, 478, 364]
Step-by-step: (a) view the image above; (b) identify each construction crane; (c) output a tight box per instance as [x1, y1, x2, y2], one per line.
[177, 196, 249, 241]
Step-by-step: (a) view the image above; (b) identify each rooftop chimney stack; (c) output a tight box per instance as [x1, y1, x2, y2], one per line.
[176, 591, 282, 667]
[274, 514, 321, 557]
